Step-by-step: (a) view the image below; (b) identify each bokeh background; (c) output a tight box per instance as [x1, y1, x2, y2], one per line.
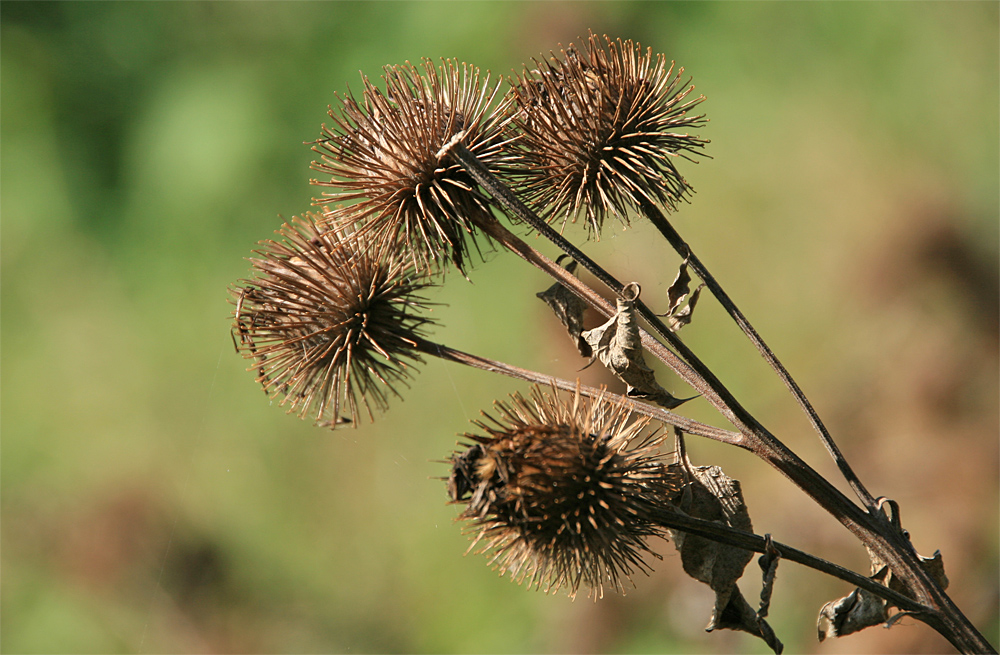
[3, 2, 997, 653]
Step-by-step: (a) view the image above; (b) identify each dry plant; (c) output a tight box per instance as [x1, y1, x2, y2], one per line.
[229, 33, 995, 654]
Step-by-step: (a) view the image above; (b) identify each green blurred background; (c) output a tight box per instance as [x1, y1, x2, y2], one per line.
[2, 2, 997, 653]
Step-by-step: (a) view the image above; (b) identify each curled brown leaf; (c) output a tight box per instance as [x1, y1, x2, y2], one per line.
[582, 283, 692, 408]
[667, 432, 783, 654]
[659, 259, 705, 332]
[536, 256, 591, 357]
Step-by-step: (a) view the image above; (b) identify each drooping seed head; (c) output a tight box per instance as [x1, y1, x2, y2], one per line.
[312, 59, 514, 276]
[231, 212, 434, 427]
[509, 33, 708, 234]
[447, 385, 679, 599]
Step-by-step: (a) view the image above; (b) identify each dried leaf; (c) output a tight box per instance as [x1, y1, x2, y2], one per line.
[667, 433, 783, 654]
[657, 260, 704, 332]
[667, 461, 753, 602]
[918, 550, 949, 591]
[536, 257, 591, 357]
[582, 283, 691, 409]
[757, 535, 781, 619]
[709, 585, 784, 654]
[866, 548, 950, 602]
[668, 284, 704, 332]
[666, 260, 692, 314]
[817, 568, 890, 641]
[817, 498, 949, 641]
[866, 501, 949, 599]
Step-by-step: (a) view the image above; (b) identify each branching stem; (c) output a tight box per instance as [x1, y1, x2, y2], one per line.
[412, 337, 933, 615]
[437, 136, 996, 654]
[638, 200, 879, 512]
[648, 509, 926, 615]
[410, 336, 942, 621]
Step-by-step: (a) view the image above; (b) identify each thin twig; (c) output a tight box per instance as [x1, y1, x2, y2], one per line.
[410, 336, 743, 445]
[648, 508, 927, 615]
[639, 200, 880, 512]
[439, 154, 878, 545]
[409, 342, 926, 615]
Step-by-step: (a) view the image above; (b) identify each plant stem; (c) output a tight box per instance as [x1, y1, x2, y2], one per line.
[437, 137, 996, 654]
[442, 139, 837, 479]
[410, 336, 741, 445]
[639, 200, 879, 512]
[440, 137, 723, 404]
[649, 509, 926, 614]
[409, 341, 933, 617]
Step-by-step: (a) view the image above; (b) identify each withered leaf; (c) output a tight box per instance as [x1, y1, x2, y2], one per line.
[536, 257, 591, 357]
[918, 550, 949, 591]
[582, 283, 691, 409]
[817, 498, 949, 641]
[868, 547, 950, 600]
[817, 567, 890, 641]
[866, 499, 949, 600]
[667, 461, 753, 608]
[709, 585, 784, 655]
[667, 433, 783, 654]
[757, 535, 781, 620]
[668, 284, 704, 332]
[658, 260, 705, 332]
[666, 260, 692, 314]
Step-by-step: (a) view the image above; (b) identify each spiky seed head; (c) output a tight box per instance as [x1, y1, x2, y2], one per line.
[509, 33, 708, 234]
[447, 385, 680, 599]
[312, 59, 514, 276]
[230, 212, 434, 427]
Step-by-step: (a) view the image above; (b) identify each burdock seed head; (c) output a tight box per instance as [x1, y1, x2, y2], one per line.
[231, 212, 434, 427]
[312, 59, 514, 276]
[509, 33, 708, 234]
[447, 385, 680, 599]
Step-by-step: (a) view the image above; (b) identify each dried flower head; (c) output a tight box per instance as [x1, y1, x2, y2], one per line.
[447, 385, 679, 599]
[231, 212, 434, 427]
[509, 33, 708, 234]
[312, 59, 513, 276]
